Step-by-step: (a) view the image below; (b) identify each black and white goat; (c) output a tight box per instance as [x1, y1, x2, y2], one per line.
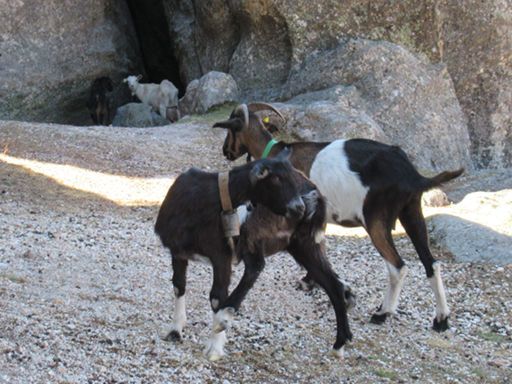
[214, 103, 464, 332]
[86, 76, 113, 125]
[155, 144, 353, 361]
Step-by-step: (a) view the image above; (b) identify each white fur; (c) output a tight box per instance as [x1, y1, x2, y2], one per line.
[204, 331, 227, 361]
[123, 76, 178, 118]
[212, 308, 234, 333]
[428, 262, 450, 321]
[331, 346, 344, 360]
[276, 230, 292, 240]
[204, 308, 235, 361]
[237, 205, 250, 224]
[314, 229, 325, 244]
[191, 254, 211, 265]
[302, 189, 320, 220]
[376, 263, 408, 314]
[310, 140, 369, 226]
[171, 293, 186, 335]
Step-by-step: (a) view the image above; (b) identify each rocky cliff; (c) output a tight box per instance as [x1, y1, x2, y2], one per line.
[1, 0, 510, 169]
[0, 0, 143, 125]
[165, 0, 511, 169]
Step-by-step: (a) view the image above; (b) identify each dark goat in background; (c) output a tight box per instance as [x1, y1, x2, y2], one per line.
[86, 76, 113, 125]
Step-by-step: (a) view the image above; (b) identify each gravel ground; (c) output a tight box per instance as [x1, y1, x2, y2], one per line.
[1, 117, 511, 383]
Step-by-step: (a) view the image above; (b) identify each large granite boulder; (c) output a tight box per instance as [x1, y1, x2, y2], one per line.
[112, 103, 169, 128]
[273, 39, 472, 172]
[178, 71, 239, 115]
[0, 0, 143, 125]
[438, 1, 512, 168]
[429, 190, 512, 265]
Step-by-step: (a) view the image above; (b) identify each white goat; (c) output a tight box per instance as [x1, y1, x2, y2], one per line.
[123, 75, 179, 121]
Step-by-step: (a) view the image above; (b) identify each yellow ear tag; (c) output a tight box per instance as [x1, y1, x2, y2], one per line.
[263, 116, 270, 123]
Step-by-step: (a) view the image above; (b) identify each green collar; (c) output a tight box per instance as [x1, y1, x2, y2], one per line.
[261, 138, 279, 159]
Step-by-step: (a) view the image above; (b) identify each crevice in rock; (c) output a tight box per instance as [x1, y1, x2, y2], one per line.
[125, 0, 185, 96]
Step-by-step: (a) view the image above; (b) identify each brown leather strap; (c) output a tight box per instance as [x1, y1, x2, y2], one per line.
[218, 172, 233, 212]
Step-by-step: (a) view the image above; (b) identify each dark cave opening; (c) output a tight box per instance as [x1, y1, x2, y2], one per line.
[125, 0, 185, 97]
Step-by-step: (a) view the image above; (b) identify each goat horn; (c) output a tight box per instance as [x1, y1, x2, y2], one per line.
[234, 103, 249, 129]
[247, 102, 286, 122]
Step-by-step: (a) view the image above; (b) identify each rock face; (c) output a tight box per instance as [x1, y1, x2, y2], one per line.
[163, 0, 511, 168]
[273, 39, 472, 172]
[0, 0, 143, 125]
[2, 0, 510, 167]
[429, 190, 512, 265]
[438, 1, 512, 169]
[179, 71, 239, 115]
[112, 103, 169, 128]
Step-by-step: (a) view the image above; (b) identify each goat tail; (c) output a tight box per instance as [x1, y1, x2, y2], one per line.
[422, 168, 464, 190]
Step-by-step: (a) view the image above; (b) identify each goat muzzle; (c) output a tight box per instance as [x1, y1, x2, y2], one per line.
[285, 197, 306, 219]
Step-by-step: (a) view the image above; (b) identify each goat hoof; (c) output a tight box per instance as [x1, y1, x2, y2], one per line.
[204, 333, 227, 362]
[297, 277, 316, 292]
[164, 330, 182, 342]
[433, 316, 449, 332]
[213, 321, 227, 333]
[206, 349, 225, 362]
[370, 312, 388, 325]
[331, 346, 345, 360]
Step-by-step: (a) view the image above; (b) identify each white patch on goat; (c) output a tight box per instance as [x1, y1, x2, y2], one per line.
[204, 330, 227, 361]
[237, 205, 250, 224]
[212, 308, 235, 333]
[276, 230, 292, 241]
[191, 254, 211, 265]
[331, 346, 344, 360]
[310, 140, 369, 226]
[376, 262, 408, 314]
[171, 293, 186, 335]
[302, 189, 319, 219]
[204, 308, 235, 361]
[428, 262, 450, 321]
[314, 229, 325, 244]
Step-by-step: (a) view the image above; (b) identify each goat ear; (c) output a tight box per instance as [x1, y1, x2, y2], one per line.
[265, 123, 280, 134]
[249, 163, 270, 185]
[122, 78, 128, 83]
[136, 74, 143, 81]
[275, 146, 292, 161]
[262, 116, 279, 133]
[212, 118, 243, 131]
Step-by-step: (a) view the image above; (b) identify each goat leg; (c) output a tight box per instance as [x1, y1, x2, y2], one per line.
[288, 239, 352, 359]
[204, 259, 231, 361]
[218, 247, 266, 315]
[164, 257, 188, 342]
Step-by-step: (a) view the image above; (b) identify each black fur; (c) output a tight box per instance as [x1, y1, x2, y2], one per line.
[156, 153, 353, 353]
[86, 76, 113, 125]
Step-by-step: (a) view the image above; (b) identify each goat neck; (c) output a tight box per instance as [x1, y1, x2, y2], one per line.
[247, 123, 285, 160]
[224, 165, 254, 207]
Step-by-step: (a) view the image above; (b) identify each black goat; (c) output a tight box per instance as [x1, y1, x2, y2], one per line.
[214, 103, 464, 332]
[155, 145, 353, 360]
[86, 76, 113, 125]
